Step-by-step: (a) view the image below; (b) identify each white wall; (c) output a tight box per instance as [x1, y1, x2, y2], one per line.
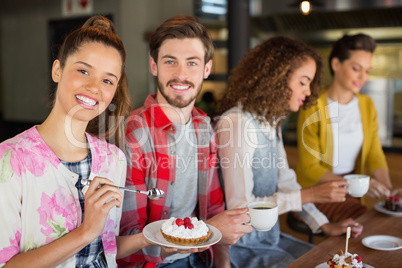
[119, 0, 193, 109]
[0, 1, 59, 122]
[0, 0, 193, 122]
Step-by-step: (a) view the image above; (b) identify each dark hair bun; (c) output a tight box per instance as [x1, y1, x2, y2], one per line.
[82, 15, 117, 33]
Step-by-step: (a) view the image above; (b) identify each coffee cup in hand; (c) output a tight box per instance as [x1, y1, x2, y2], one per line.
[246, 201, 278, 231]
[344, 174, 370, 198]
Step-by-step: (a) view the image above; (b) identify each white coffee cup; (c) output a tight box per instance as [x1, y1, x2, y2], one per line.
[246, 201, 278, 231]
[344, 174, 370, 198]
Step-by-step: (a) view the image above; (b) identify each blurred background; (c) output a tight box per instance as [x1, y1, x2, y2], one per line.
[1, 0, 402, 151]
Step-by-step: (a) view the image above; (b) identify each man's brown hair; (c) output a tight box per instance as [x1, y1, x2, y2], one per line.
[149, 15, 214, 64]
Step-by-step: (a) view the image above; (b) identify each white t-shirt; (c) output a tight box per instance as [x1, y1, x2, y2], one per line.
[170, 117, 198, 218]
[327, 96, 363, 174]
[164, 117, 198, 263]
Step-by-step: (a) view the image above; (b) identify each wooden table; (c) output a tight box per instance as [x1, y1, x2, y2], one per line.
[287, 209, 402, 268]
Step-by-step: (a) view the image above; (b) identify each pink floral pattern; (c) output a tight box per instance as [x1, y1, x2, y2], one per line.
[90, 143, 115, 175]
[0, 131, 59, 178]
[102, 217, 117, 254]
[37, 187, 80, 243]
[91, 145, 105, 174]
[0, 128, 125, 266]
[0, 230, 21, 263]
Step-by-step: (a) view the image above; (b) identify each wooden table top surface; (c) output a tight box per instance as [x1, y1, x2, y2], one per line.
[286, 208, 402, 268]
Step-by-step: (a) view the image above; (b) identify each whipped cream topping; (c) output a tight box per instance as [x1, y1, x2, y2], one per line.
[161, 217, 209, 239]
[332, 252, 363, 268]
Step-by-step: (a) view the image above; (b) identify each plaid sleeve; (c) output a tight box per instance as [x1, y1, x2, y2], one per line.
[120, 129, 149, 236]
[119, 115, 163, 266]
[206, 126, 225, 219]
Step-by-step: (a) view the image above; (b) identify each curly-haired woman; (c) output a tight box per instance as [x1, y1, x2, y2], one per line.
[215, 36, 363, 268]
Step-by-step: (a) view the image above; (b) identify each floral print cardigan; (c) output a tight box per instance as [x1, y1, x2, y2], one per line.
[0, 127, 126, 267]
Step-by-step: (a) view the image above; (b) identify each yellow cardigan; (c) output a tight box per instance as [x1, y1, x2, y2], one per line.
[296, 91, 388, 188]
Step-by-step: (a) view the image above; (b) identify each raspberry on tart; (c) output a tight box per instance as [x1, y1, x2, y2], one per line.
[327, 250, 364, 268]
[383, 196, 402, 212]
[160, 217, 212, 246]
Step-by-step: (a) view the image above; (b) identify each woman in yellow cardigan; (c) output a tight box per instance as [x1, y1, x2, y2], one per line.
[296, 34, 393, 221]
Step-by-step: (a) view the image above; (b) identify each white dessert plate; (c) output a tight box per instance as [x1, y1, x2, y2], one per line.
[143, 219, 222, 250]
[362, 235, 402, 251]
[374, 201, 402, 217]
[315, 262, 374, 268]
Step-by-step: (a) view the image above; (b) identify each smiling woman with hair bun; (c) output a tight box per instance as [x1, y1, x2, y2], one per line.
[0, 15, 153, 267]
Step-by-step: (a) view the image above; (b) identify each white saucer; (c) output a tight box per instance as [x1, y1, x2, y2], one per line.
[315, 262, 374, 268]
[362, 235, 402, 251]
[374, 201, 402, 217]
[143, 219, 222, 250]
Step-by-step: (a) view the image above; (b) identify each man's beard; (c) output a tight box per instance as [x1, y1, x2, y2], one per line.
[157, 78, 203, 108]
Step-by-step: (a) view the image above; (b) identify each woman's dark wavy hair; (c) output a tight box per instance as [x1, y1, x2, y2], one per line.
[217, 36, 323, 127]
[328, 33, 376, 76]
[53, 15, 132, 150]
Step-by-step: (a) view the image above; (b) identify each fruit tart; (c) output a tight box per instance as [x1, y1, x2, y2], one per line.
[327, 249, 364, 268]
[160, 217, 211, 246]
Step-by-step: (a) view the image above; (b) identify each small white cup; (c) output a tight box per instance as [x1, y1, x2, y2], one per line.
[246, 201, 278, 231]
[344, 174, 370, 198]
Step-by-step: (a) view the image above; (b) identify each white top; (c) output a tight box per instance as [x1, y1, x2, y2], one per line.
[327, 96, 363, 174]
[216, 109, 328, 233]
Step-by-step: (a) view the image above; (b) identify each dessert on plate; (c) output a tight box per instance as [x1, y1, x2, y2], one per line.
[327, 249, 364, 268]
[160, 217, 211, 246]
[383, 196, 402, 212]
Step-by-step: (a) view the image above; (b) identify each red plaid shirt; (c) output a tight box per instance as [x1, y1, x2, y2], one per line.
[119, 95, 224, 267]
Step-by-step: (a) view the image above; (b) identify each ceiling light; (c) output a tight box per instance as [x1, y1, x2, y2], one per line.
[289, 0, 323, 15]
[300, 1, 311, 15]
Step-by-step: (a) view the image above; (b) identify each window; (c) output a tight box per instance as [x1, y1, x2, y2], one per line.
[194, 0, 227, 21]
